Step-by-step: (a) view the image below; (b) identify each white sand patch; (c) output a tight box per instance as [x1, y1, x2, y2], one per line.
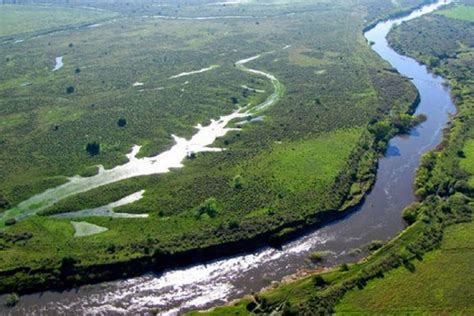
[169, 65, 219, 79]
[72, 221, 108, 237]
[53, 56, 64, 71]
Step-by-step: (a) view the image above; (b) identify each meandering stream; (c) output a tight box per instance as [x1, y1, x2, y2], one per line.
[1, 0, 455, 314]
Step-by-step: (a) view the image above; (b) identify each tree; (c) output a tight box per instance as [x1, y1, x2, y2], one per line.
[5, 293, 19, 307]
[228, 220, 240, 229]
[313, 275, 327, 287]
[75, 68, 81, 74]
[0, 194, 9, 210]
[368, 121, 392, 142]
[117, 118, 127, 127]
[232, 175, 244, 189]
[402, 203, 419, 224]
[5, 218, 16, 226]
[60, 255, 78, 274]
[66, 86, 75, 94]
[86, 142, 100, 156]
[194, 198, 220, 219]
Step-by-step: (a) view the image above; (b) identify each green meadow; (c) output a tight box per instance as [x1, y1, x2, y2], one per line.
[335, 220, 474, 314]
[0, 5, 117, 38]
[437, 4, 474, 22]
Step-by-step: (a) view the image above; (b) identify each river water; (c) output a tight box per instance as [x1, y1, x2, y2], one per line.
[1, 0, 455, 314]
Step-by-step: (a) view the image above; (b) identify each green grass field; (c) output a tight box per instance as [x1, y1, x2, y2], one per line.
[437, 4, 474, 22]
[335, 220, 474, 314]
[0, 5, 117, 37]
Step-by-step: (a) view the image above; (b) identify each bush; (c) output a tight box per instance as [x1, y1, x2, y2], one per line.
[5, 293, 19, 307]
[228, 220, 240, 229]
[368, 240, 384, 251]
[309, 251, 330, 263]
[313, 275, 327, 287]
[402, 203, 419, 224]
[117, 118, 127, 127]
[66, 86, 75, 94]
[0, 195, 9, 210]
[86, 142, 100, 156]
[194, 198, 220, 219]
[454, 180, 470, 193]
[339, 263, 349, 272]
[232, 175, 244, 189]
[4, 218, 16, 226]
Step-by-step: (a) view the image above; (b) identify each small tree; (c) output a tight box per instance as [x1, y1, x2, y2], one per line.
[231, 96, 239, 104]
[0, 195, 9, 209]
[117, 118, 127, 127]
[86, 142, 100, 156]
[402, 203, 419, 225]
[232, 175, 244, 189]
[66, 86, 75, 94]
[75, 68, 81, 74]
[5, 293, 19, 307]
[313, 275, 327, 287]
[194, 198, 220, 219]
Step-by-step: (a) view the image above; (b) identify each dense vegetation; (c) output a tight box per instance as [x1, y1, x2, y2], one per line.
[0, 0, 435, 297]
[200, 3, 474, 315]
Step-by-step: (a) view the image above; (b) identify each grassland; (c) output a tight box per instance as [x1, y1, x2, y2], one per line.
[0, 5, 117, 38]
[437, 4, 474, 21]
[0, 0, 428, 295]
[335, 220, 474, 314]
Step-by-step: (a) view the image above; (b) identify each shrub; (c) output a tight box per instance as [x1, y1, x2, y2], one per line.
[339, 263, 349, 272]
[313, 275, 327, 287]
[232, 175, 244, 189]
[5, 293, 19, 307]
[309, 251, 330, 263]
[86, 142, 100, 156]
[194, 198, 220, 219]
[117, 118, 127, 127]
[402, 203, 419, 224]
[66, 86, 75, 94]
[454, 180, 470, 193]
[4, 219, 16, 226]
[228, 220, 240, 229]
[368, 240, 384, 251]
[0, 195, 9, 210]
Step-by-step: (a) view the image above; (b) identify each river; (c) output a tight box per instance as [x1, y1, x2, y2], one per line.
[1, 0, 455, 314]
